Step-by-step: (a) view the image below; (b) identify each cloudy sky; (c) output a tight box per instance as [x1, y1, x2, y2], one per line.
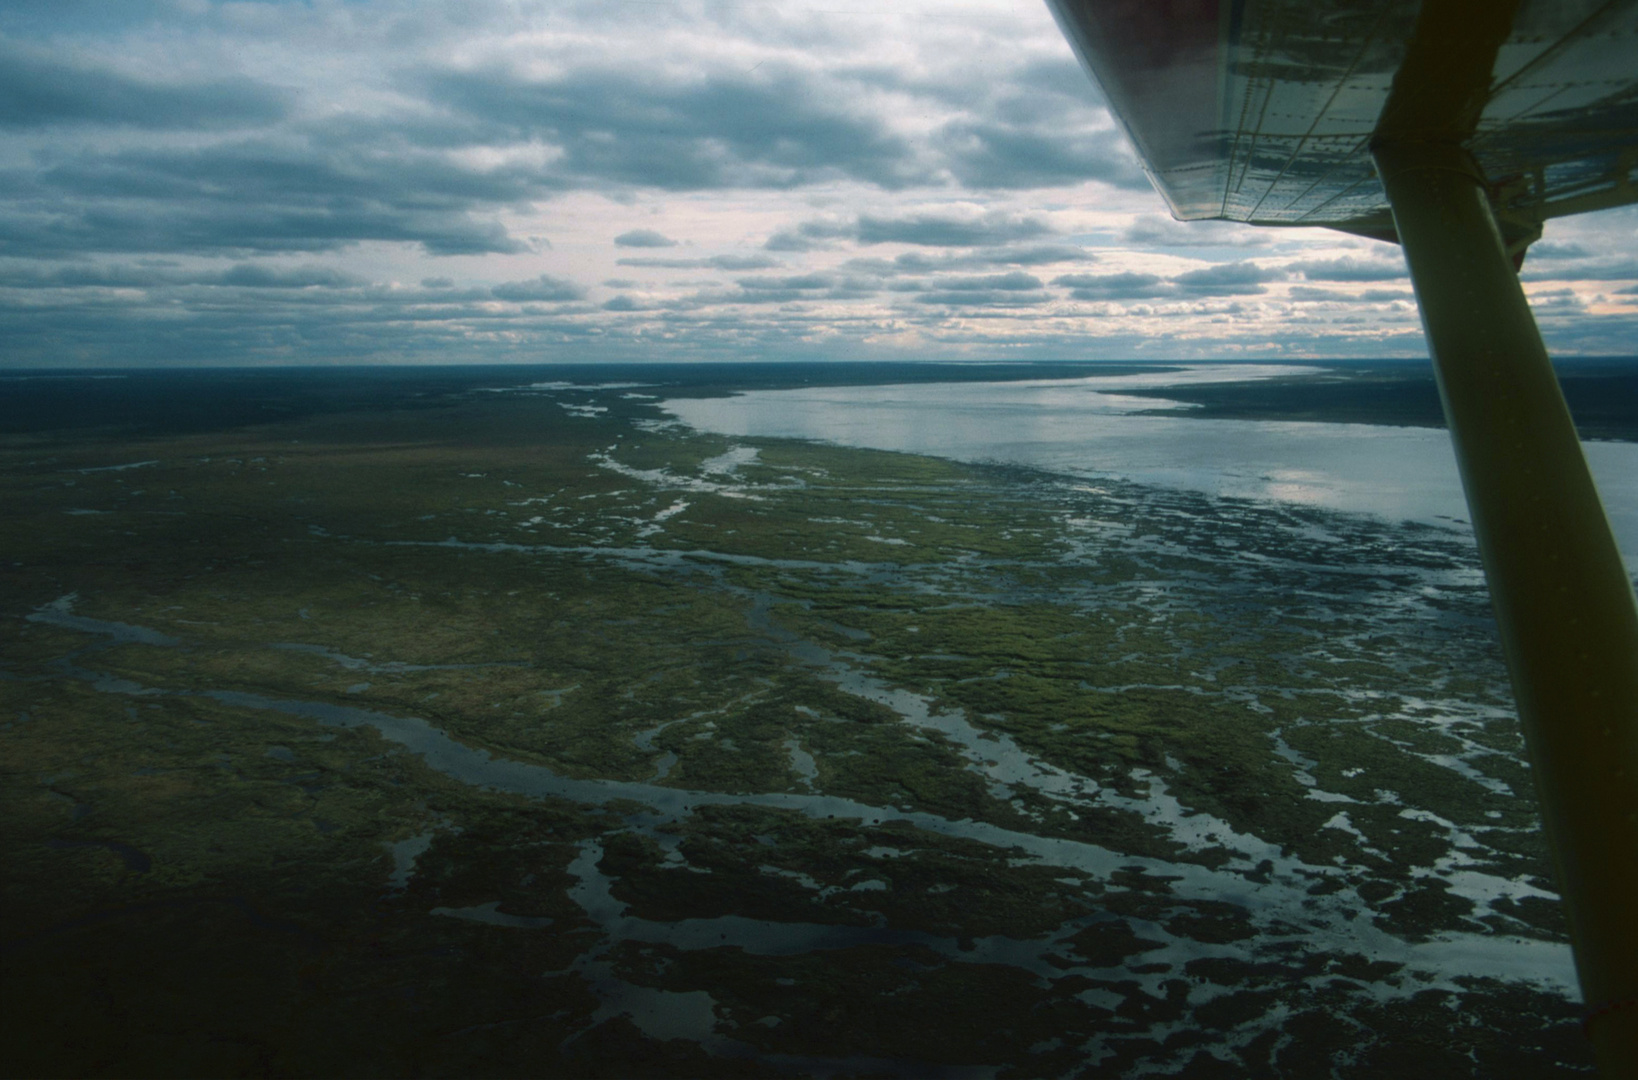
[3, 0, 1636, 368]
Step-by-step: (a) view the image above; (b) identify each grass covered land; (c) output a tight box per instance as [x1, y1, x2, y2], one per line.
[0, 375, 1592, 1077]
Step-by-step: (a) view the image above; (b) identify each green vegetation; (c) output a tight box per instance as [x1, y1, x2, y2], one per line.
[0, 381, 1588, 1076]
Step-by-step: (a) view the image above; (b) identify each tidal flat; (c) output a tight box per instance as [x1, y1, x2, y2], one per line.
[0, 371, 1596, 1077]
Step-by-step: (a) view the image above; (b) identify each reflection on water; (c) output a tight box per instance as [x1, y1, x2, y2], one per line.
[663, 367, 1638, 562]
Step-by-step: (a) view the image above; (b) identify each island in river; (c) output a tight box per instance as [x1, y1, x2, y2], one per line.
[4, 359, 1628, 1078]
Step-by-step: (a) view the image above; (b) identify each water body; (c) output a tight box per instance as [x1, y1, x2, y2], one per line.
[664, 366, 1638, 562]
[27, 591, 1580, 1004]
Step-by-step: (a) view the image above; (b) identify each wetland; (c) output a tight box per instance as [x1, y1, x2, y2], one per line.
[4, 361, 1628, 1077]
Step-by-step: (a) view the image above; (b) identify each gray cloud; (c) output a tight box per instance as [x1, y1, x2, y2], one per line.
[1521, 257, 1638, 282]
[0, 20, 1125, 276]
[766, 212, 1056, 251]
[981, 244, 1093, 266]
[1053, 264, 1285, 301]
[216, 264, 364, 289]
[490, 274, 585, 302]
[1290, 256, 1406, 282]
[2, 131, 539, 257]
[0, 261, 362, 289]
[1123, 214, 1273, 248]
[1529, 287, 1589, 313]
[0, 263, 174, 289]
[1172, 261, 1280, 295]
[856, 212, 1054, 247]
[926, 271, 1043, 291]
[857, 56, 1140, 190]
[846, 244, 1090, 276]
[1288, 285, 1414, 303]
[0, 41, 289, 130]
[678, 286, 809, 306]
[764, 219, 855, 252]
[736, 273, 833, 291]
[911, 289, 1050, 307]
[1529, 241, 1592, 259]
[617, 254, 784, 271]
[1053, 271, 1169, 300]
[422, 66, 926, 192]
[934, 122, 1146, 191]
[614, 229, 678, 248]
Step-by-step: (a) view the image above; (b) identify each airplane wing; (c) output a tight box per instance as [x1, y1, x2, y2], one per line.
[1046, 0, 1638, 248]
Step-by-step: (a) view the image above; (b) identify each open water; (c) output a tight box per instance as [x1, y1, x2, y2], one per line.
[663, 365, 1638, 564]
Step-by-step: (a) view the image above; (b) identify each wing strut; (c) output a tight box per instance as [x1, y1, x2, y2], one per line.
[1367, 3, 1638, 1070]
[1373, 137, 1638, 1077]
